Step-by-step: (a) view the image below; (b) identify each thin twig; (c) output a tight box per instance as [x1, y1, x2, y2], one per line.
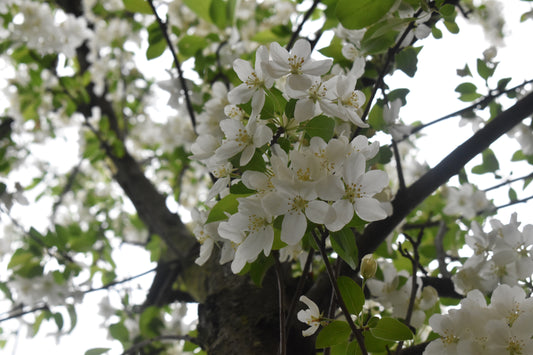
[391, 141, 406, 191]
[84, 266, 157, 294]
[483, 171, 533, 192]
[404, 78, 533, 140]
[312, 229, 368, 355]
[273, 251, 286, 355]
[324, 258, 342, 355]
[0, 304, 49, 323]
[146, 0, 197, 130]
[286, 249, 314, 327]
[286, 0, 321, 50]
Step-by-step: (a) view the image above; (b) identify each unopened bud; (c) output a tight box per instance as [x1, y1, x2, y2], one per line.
[360, 254, 377, 280]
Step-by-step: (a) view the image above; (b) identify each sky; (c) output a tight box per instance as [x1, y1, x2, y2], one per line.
[1, 1, 533, 354]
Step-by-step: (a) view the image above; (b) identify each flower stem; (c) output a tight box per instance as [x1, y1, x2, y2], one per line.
[312, 229, 368, 355]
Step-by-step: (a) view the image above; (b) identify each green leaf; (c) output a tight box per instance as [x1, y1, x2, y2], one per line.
[439, 4, 455, 16]
[209, 0, 227, 29]
[316, 321, 352, 348]
[146, 39, 166, 60]
[368, 104, 385, 131]
[396, 47, 419, 77]
[122, 0, 153, 14]
[477, 59, 495, 81]
[303, 115, 335, 142]
[85, 348, 111, 355]
[509, 187, 518, 202]
[336, 0, 396, 30]
[178, 35, 209, 59]
[337, 276, 365, 315]
[370, 317, 413, 341]
[183, 0, 212, 22]
[205, 193, 252, 223]
[140, 306, 164, 338]
[455, 82, 481, 102]
[109, 322, 130, 344]
[249, 253, 274, 286]
[53, 312, 64, 331]
[66, 304, 77, 334]
[330, 227, 358, 270]
[471, 149, 499, 174]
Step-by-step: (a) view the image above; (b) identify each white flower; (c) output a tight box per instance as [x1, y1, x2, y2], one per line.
[228, 45, 273, 116]
[443, 183, 492, 219]
[263, 183, 335, 245]
[291, 79, 330, 122]
[297, 296, 322, 337]
[265, 39, 332, 91]
[383, 99, 412, 141]
[215, 117, 273, 166]
[322, 74, 368, 127]
[330, 153, 389, 229]
[192, 209, 221, 266]
[218, 197, 274, 273]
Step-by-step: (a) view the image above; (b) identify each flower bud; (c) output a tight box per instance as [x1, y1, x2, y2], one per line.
[360, 254, 377, 279]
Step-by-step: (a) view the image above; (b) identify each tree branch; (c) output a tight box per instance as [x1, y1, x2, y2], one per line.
[358, 90, 533, 257]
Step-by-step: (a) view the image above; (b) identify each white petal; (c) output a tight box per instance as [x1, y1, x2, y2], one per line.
[287, 74, 312, 91]
[215, 141, 243, 160]
[263, 192, 291, 216]
[359, 170, 389, 194]
[295, 98, 317, 122]
[354, 197, 388, 222]
[233, 59, 254, 82]
[292, 39, 311, 58]
[253, 124, 273, 147]
[343, 153, 366, 184]
[316, 175, 344, 201]
[306, 200, 336, 225]
[326, 200, 354, 232]
[240, 145, 255, 166]
[228, 84, 255, 105]
[281, 212, 307, 245]
[302, 59, 332, 76]
[251, 90, 266, 115]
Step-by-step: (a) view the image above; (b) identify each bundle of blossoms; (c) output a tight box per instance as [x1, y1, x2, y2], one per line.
[190, 39, 390, 273]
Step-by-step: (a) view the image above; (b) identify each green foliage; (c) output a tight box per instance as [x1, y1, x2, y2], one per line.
[336, 0, 396, 30]
[330, 228, 359, 270]
[337, 276, 365, 315]
[303, 115, 335, 142]
[123, 0, 153, 14]
[472, 149, 500, 175]
[370, 317, 414, 341]
[316, 320, 351, 348]
[396, 47, 421, 77]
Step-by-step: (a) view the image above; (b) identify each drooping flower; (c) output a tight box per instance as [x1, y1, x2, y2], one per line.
[297, 296, 322, 337]
[217, 197, 274, 273]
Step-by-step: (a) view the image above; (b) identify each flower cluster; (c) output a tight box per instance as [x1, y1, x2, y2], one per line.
[191, 39, 390, 273]
[425, 284, 533, 354]
[6, 1, 91, 58]
[452, 213, 533, 294]
[442, 183, 492, 219]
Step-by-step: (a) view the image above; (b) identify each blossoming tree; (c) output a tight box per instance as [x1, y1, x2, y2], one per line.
[1, 0, 533, 354]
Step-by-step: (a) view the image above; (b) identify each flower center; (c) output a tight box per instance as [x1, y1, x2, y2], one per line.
[289, 196, 308, 212]
[307, 81, 327, 102]
[506, 336, 525, 354]
[245, 72, 262, 89]
[235, 128, 252, 147]
[288, 54, 304, 74]
[248, 214, 267, 232]
[345, 183, 363, 203]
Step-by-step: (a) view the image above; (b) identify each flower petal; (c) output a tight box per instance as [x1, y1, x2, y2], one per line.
[281, 212, 307, 245]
